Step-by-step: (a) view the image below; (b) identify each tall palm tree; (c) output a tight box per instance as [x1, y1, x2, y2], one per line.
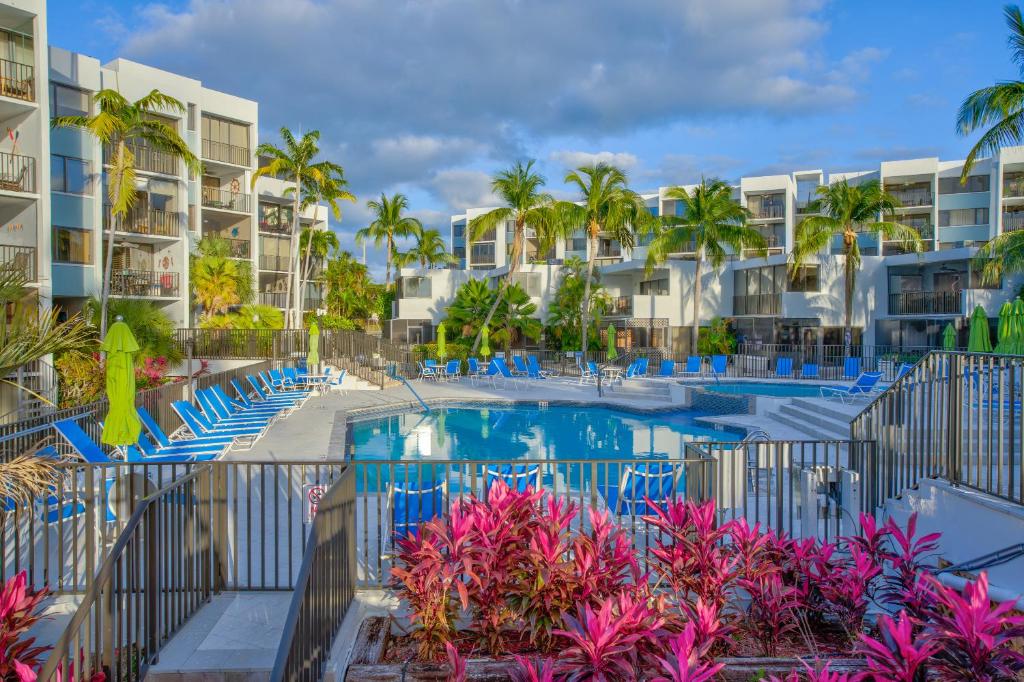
[468, 161, 563, 353]
[556, 163, 657, 360]
[298, 227, 340, 318]
[396, 228, 456, 269]
[492, 283, 542, 352]
[293, 172, 355, 319]
[957, 6, 1024, 181]
[252, 128, 345, 327]
[646, 179, 767, 351]
[791, 179, 922, 345]
[52, 89, 201, 339]
[356, 193, 422, 289]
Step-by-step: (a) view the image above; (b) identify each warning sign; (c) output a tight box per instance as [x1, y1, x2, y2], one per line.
[304, 484, 325, 523]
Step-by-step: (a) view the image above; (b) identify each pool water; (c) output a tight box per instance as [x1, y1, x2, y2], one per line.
[349, 404, 742, 462]
[699, 381, 830, 398]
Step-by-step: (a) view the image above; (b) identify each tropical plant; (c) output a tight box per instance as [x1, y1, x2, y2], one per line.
[356, 193, 422, 290]
[293, 172, 354, 320]
[55, 352, 104, 407]
[297, 226, 340, 318]
[790, 179, 921, 346]
[696, 317, 736, 355]
[200, 304, 285, 330]
[396, 227, 456, 270]
[467, 161, 562, 353]
[856, 613, 937, 682]
[647, 179, 766, 351]
[445, 279, 497, 340]
[0, 571, 49, 682]
[253, 128, 346, 327]
[650, 625, 724, 682]
[493, 283, 542, 352]
[85, 297, 182, 365]
[323, 250, 380, 321]
[190, 237, 254, 321]
[0, 448, 57, 508]
[544, 257, 609, 351]
[553, 596, 663, 680]
[556, 163, 658, 358]
[52, 89, 201, 339]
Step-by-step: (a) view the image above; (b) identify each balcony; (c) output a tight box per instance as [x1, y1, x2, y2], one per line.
[743, 234, 783, 257]
[888, 290, 962, 316]
[733, 293, 780, 316]
[202, 139, 250, 167]
[0, 58, 33, 102]
[888, 188, 933, 208]
[749, 204, 785, 220]
[0, 151, 34, 194]
[110, 270, 179, 298]
[1004, 211, 1024, 232]
[202, 187, 251, 213]
[259, 254, 290, 272]
[795, 200, 818, 215]
[104, 142, 177, 176]
[0, 244, 35, 281]
[608, 296, 632, 316]
[1004, 174, 1024, 198]
[259, 292, 289, 308]
[104, 206, 181, 238]
[223, 238, 250, 259]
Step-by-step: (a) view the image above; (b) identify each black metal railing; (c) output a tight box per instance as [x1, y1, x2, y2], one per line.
[0, 151, 35, 193]
[222, 237, 251, 259]
[202, 186, 251, 213]
[0, 244, 35, 281]
[271, 467, 356, 682]
[110, 270, 179, 298]
[1004, 175, 1024, 198]
[732, 343, 935, 381]
[104, 142, 177, 176]
[260, 254, 290, 272]
[609, 296, 632, 316]
[749, 204, 785, 220]
[888, 188, 933, 207]
[1004, 212, 1024, 232]
[202, 139, 250, 167]
[888, 290, 962, 315]
[104, 206, 181, 238]
[0, 57, 33, 102]
[733, 293, 781, 316]
[259, 291, 289, 308]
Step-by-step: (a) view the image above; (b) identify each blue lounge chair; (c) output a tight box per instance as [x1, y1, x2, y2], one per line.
[467, 358, 489, 386]
[490, 357, 523, 389]
[323, 368, 347, 393]
[30, 434, 118, 522]
[526, 355, 554, 380]
[623, 360, 642, 379]
[171, 401, 267, 446]
[133, 432, 222, 460]
[512, 355, 530, 376]
[819, 372, 883, 403]
[390, 479, 447, 540]
[599, 462, 680, 516]
[261, 371, 312, 399]
[243, 375, 307, 408]
[54, 417, 199, 465]
[657, 359, 675, 377]
[484, 464, 541, 493]
[637, 357, 649, 377]
[800, 363, 819, 379]
[710, 355, 728, 378]
[137, 405, 235, 449]
[196, 389, 273, 428]
[843, 357, 861, 380]
[680, 356, 702, 377]
[211, 385, 285, 419]
[775, 358, 794, 379]
[444, 359, 462, 382]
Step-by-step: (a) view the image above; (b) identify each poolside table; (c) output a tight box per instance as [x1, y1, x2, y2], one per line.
[601, 367, 623, 383]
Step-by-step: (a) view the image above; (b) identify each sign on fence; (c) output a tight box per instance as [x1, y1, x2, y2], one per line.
[304, 483, 325, 523]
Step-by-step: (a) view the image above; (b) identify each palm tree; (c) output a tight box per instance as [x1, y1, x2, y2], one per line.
[324, 251, 375, 319]
[646, 179, 767, 351]
[294, 172, 355, 319]
[356, 193, 422, 289]
[556, 163, 657, 360]
[544, 257, 609, 351]
[86, 298, 183, 364]
[190, 237, 254, 321]
[396, 228, 456, 269]
[252, 128, 345, 327]
[492, 283, 542, 352]
[467, 160, 561, 353]
[298, 227, 341, 319]
[791, 179, 922, 345]
[52, 89, 201, 339]
[445, 279, 496, 339]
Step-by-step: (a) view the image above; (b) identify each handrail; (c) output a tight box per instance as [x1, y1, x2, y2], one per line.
[387, 363, 430, 412]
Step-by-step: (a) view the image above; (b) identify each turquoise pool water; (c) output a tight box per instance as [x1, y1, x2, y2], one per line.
[699, 381, 829, 398]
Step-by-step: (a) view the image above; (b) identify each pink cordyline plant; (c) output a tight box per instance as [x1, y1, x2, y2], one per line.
[0, 571, 49, 682]
[767, 661, 852, 681]
[511, 656, 556, 682]
[444, 642, 467, 682]
[817, 545, 881, 639]
[738, 571, 802, 657]
[880, 514, 941, 621]
[857, 612, 937, 681]
[650, 623, 724, 682]
[553, 596, 664, 681]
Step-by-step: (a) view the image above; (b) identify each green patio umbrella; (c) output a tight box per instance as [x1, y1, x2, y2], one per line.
[967, 305, 993, 353]
[942, 323, 957, 351]
[606, 324, 618, 361]
[480, 326, 491, 359]
[995, 300, 1014, 354]
[306, 321, 320, 369]
[437, 322, 447, 361]
[100, 320, 142, 447]
[1013, 298, 1024, 355]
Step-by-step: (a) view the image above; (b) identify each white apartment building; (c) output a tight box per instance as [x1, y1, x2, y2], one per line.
[391, 152, 1024, 352]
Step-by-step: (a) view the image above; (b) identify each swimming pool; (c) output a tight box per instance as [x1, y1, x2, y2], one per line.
[698, 381, 830, 398]
[348, 403, 742, 462]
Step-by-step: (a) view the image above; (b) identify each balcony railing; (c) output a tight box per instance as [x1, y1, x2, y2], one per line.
[1004, 176, 1024, 198]
[888, 290, 962, 316]
[1004, 211, 1024, 232]
[608, 296, 632, 316]
[0, 244, 35, 281]
[110, 270, 179, 297]
[733, 293, 781, 316]
[104, 142, 177, 175]
[0, 151, 34, 193]
[888, 188, 933, 207]
[222, 238, 251, 259]
[104, 206, 181, 238]
[259, 291, 289, 308]
[260, 254, 290, 272]
[749, 204, 785, 220]
[0, 58, 33, 102]
[795, 200, 818, 215]
[202, 187, 251, 213]
[202, 139, 251, 167]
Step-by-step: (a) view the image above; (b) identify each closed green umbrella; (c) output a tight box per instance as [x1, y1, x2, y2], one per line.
[968, 305, 993, 353]
[437, 323, 447, 361]
[1013, 298, 1024, 355]
[995, 300, 1014, 354]
[480, 326, 491, 359]
[942, 323, 957, 351]
[100, 320, 142, 447]
[306, 321, 320, 369]
[606, 324, 618, 361]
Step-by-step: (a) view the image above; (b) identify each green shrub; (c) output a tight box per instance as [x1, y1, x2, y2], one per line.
[697, 317, 737, 355]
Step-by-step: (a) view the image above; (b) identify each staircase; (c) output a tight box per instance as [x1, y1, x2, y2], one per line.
[767, 397, 854, 440]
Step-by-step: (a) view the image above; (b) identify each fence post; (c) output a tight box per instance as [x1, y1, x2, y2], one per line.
[205, 463, 230, 592]
[946, 353, 962, 486]
[146, 502, 160, 664]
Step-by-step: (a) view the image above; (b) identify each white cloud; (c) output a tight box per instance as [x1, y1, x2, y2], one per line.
[427, 170, 500, 210]
[549, 150, 639, 171]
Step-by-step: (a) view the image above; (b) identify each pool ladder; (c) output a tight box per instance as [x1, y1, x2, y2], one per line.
[386, 363, 431, 413]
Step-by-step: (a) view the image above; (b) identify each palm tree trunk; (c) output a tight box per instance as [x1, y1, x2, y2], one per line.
[298, 204, 320, 321]
[284, 180, 302, 328]
[99, 138, 126, 342]
[844, 242, 855, 353]
[385, 234, 393, 289]
[691, 251, 703, 354]
[580, 231, 598, 362]
[472, 224, 523, 353]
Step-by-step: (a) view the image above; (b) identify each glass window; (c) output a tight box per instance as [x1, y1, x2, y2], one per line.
[399, 276, 432, 298]
[52, 226, 91, 264]
[939, 175, 990, 194]
[50, 83, 90, 117]
[565, 236, 587, 252]
[788, 265, 819, 292]
[187, 103, 196, 131]
[639, 278, 669, 295]
[471, 243, 495, 263]
[939, 208, 989, 227]
[51, 155, 90, 194]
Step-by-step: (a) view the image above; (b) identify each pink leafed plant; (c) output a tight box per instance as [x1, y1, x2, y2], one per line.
[650, 623, 724, 682]
[727, 517, 772, 579]
[0, 571, 49, 682]
[553, 596, 663, 681]
[766, 661, 852, 681]
[737, 571, 801, 657]
[857, 613, 937, 682]
[880, 513, 941, 621]
[816, 545, 881, 639]
[510, 656, 556, 682]
[444, 642, 467, 682]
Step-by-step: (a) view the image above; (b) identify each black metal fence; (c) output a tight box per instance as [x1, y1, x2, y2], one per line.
[732, 343, 935, 381]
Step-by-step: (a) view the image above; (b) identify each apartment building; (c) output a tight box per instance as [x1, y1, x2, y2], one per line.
[390, 151, 1024, 351]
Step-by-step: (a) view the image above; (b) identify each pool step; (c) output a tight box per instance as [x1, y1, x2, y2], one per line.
[605, 380, 673, 400]
[789, 397, 863, 424]
[769, 400, 852, 440]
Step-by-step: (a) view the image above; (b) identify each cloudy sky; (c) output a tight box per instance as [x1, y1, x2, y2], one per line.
[49, 0, 1014, 276]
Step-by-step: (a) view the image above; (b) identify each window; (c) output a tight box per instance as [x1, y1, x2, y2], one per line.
[52, 226, 91, 264]
[453, 246, 466, 260]
[939, 208, 989, 227]
[565, 236, 587, 252]
[201, 114, 249, 149]
[51, 155, 89, 194]
[939, 175, 990, 194]
[510, 272, 541, 296]
[50, 83, 89, 117]
[452, 222, 465, 238]
[187, 103, 196, 131]
[787, 265, 819, 292]
[471, 242, 495, 264]
[639, 278, 669, 295]
[399, 276, 431, 298]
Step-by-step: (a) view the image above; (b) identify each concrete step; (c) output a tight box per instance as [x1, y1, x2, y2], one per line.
[789, 397, 860, 424]
[777, 403, 852, 439]
[769, 408, 849, 440]
[606, 381, 672, 398]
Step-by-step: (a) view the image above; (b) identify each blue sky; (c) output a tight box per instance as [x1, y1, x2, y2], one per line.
[46, 0, 1016, 274]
